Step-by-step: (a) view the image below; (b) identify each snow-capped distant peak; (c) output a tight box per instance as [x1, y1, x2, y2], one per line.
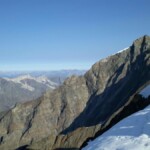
[15, 74, 33, 80]
[83, 105, 150, 150]
[4, 75, 35, 91]
[4, 74, 33, 82]
[4, 74, 58, 91]
[36, 76, 58, 89]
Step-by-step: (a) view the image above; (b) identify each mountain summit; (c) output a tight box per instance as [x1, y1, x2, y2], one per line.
[0, 35, 150, 150]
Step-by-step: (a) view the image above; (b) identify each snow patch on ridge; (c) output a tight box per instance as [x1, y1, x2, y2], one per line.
[21, 82, 35, 91]
[36, 76, 58, 88]
[117, 47, 129, 54]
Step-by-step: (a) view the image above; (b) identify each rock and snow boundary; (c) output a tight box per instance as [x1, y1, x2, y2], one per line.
[83, 85, 150, 150]
[83, 106, 150, 150]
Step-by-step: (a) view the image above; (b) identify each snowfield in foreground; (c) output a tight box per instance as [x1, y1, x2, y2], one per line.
[83, 106, 150, 150]
[83, 86, 150, 150]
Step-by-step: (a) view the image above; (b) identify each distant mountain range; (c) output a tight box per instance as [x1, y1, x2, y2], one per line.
[0, 75, 57, 112]
[0, 70, 86, 80]
[4, 74, 58, 91]
[0, 70, 86, 112]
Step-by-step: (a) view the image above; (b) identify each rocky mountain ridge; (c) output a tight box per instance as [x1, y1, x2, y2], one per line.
[0, 35, 149, 150]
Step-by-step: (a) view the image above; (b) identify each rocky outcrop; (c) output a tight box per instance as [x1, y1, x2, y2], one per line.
[0, 35, 150, 150]
[62, 35, 150, 132]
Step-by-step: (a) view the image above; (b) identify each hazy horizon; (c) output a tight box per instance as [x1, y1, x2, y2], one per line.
[0, 69, 87, 72]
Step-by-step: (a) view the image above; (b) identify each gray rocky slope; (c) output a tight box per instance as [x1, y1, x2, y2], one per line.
[0, 35, 150, 150]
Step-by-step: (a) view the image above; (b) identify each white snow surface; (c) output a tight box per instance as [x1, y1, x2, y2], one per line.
[140, 85, 150, 98]
[83, 105, 150, 150]
[4, 75, 57, 91]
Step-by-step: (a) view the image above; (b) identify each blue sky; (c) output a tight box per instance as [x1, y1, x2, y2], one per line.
[0, 0, 150, 71]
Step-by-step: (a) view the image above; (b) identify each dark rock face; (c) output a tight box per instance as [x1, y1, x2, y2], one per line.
[0, 35, 150, 150]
